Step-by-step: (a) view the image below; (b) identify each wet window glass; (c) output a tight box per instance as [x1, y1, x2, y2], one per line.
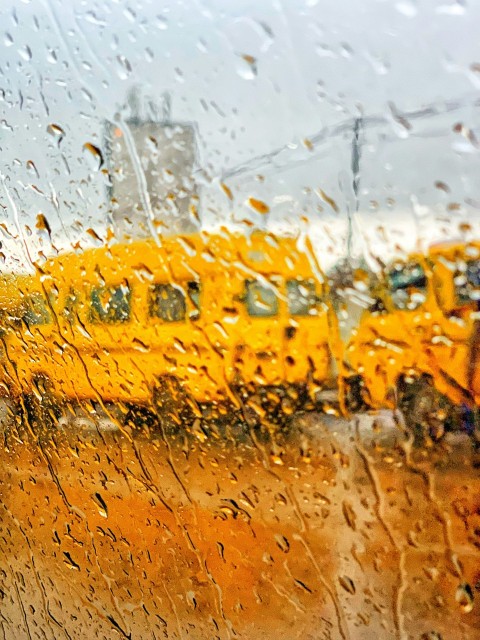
[244, 279, 279, 317]
[149, 283, 186, 322]
[90, 283, 131, 323]
[286, 278, 318, 316]
[1, 1, 480, 639]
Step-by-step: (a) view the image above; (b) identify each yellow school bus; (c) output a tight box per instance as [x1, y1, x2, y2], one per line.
[345, 240, 480, 442]
[2, 229, 340, 427]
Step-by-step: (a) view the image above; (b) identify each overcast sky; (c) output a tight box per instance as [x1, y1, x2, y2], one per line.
[0, 0, 479, 271]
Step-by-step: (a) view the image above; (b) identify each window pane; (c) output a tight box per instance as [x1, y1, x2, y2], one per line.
[149, 283, 186, 322]
[90, 284, 131, 323]
[286, 279, 318, 316]
[455, 259, 480, 304]
[388, 262, 427, 310]
[63, 289, 79, 323]
[23, 293, 51, 326]
[245, 280, 279, 317]
[187, 281, 201, 319]
[388, 262, 426, 291]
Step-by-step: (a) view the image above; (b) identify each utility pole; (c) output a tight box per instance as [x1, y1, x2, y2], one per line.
[348, 117, 362, 259]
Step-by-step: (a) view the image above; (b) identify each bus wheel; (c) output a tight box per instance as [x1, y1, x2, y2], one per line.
[152, 375, 193, 436]
[23, 374, 62, 437]
[23, 387, 61, 439]
[123, 403, 159, 437]
[398, 376, 448, 445]
[344, 375, 370, 413]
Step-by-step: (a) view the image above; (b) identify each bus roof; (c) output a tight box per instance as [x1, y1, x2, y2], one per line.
[34, 230, 325, 289]
[428, 239, 480, 260]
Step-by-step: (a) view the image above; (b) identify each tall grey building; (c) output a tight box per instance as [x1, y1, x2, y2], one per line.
[107, 93, 199, 239]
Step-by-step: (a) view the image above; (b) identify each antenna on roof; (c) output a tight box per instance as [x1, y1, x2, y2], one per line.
[161, 91, 171, 124]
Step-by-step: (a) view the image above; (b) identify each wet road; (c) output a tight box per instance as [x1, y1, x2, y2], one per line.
[0, 409, 479, 639]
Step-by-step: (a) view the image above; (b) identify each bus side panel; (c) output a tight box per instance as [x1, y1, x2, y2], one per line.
[283, 315, 331, 388]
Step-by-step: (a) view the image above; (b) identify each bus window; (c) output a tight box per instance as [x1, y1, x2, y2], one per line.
[187, 281, 201, 319]
[455, 259, 480, 305]
[244, 280, 279, 317]
[149, 284, 186, 322]
[91, 283, 131, 324]
[23, 293, 51, 326]
[286, 279, 318, 316]
[63, 289, 81, 323]
[388, 262, 427, 311]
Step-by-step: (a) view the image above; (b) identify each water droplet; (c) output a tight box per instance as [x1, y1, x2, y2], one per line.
[18, 45, 32, 61]
[124, 6, 136, 22]
[156, 15, 168, 30]
[274, 534, 290, 553]
[116, 54, 132, 79]
[338, 575, 356, 595]
[453, 122, 479, 149]
[36, 214, 51, 237]
[47, 123, 65, 146]
[247, 197, 269, 214]
[26, 160, 39, 178]
[174, 67, 184, 83]
[366, 50, 390, 75]
[197, 38, 207, 53]
[4, 32, 13, 47]
[47, 48, 57, 64]
[83, 142, 104, 170]
[342, 500, 357, 530]
[340, 42, 353, 58]
[237, 54, 257, 80]
[186, 591, 197, 609]
[85, 11, 107, 26]
[86, 228, 104, 245]
[63, 552, 81, 571]
[92, 492, 108, 518]
[455, 582, 474, 613]
[221, 182, 233, 200]
[318, 189, 339, 213]
[434, 180, 450, 193]
[81, 88, 93, 103]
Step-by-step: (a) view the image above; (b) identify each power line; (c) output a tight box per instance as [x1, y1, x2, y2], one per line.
[218, 93, 480, 183]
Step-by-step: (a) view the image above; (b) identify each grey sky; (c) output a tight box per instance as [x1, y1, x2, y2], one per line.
[0, 0, 479, 271]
